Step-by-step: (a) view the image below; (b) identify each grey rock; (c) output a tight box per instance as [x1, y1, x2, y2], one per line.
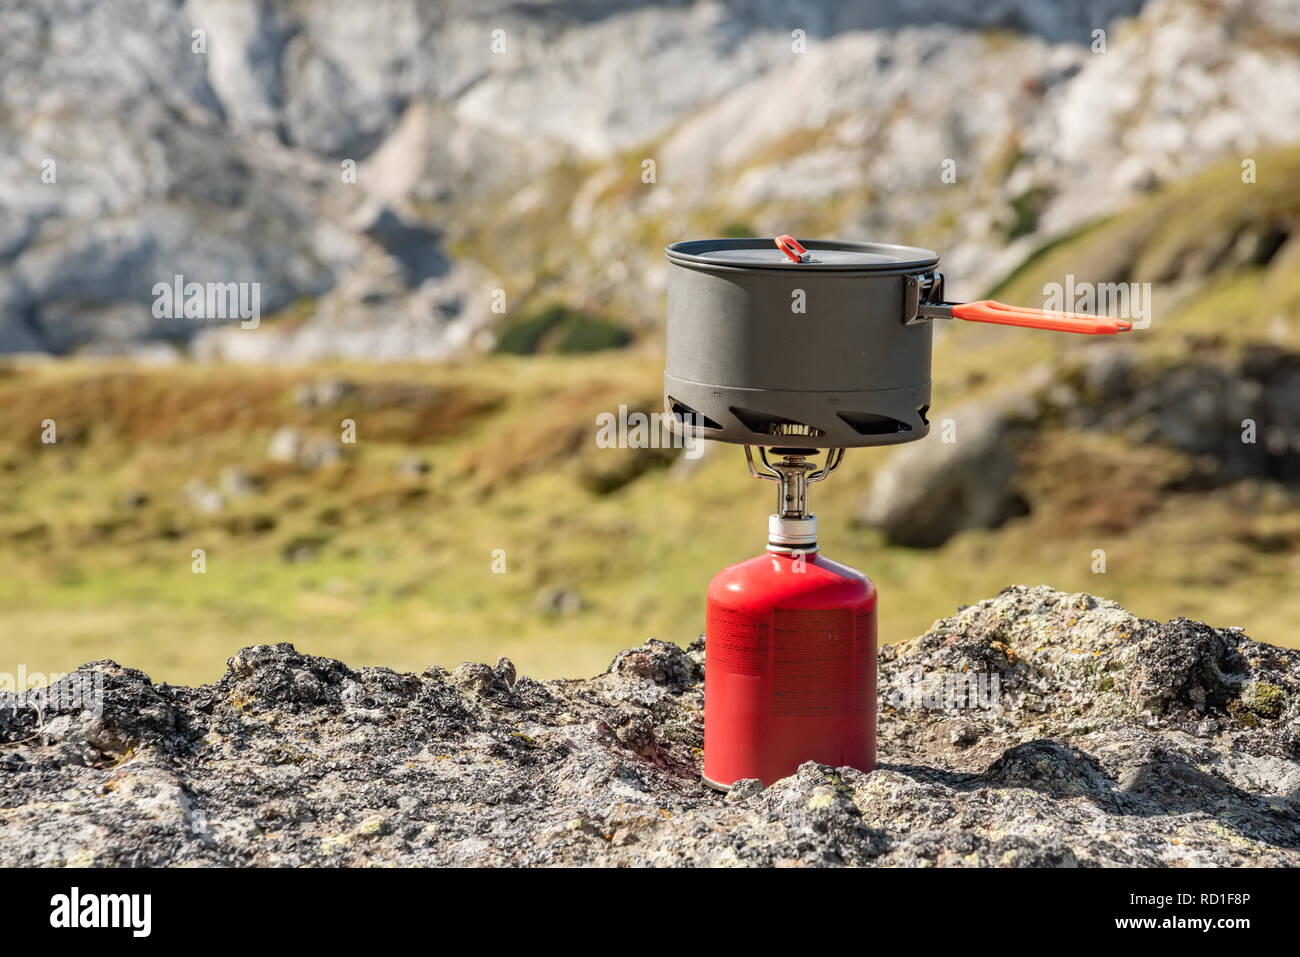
[294, 378, 357, 409]
[862, 345, 1300, 552]
[1042, 344, 1300, 483]
[860, 402, 1025, 547]
[0, 586, 1297, 866]
[267, 426, 303, 463]
[725, 778, 764, 804]
[181, 479, 224, 515]
[298, 438, 343, 471]
[219, 466, 258, 498]
[357, 207, 450, 287]
[0, 313, 44, 353]
[397, 455, 432, 477]
[534, 587, 584, 617]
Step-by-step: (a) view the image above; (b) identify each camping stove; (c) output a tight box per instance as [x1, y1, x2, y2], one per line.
[700, 444, 878, 790]
[666, 235, 1133, 789]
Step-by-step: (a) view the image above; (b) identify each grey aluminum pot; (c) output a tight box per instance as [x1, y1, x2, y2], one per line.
[664, 238, 941, 448]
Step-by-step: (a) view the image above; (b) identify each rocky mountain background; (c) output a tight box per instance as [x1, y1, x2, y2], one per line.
[2, 0, 1298, 359]
[2, 587, 1297, 866]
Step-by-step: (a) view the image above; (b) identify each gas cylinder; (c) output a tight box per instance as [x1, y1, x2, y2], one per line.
[702, 449, 877, 789]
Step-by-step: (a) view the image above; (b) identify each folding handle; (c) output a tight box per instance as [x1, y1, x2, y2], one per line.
[951, 300, 1132, 335]
[774, 234, 810, 263]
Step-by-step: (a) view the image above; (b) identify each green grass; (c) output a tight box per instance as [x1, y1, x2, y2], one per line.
[2, 148, 1299, 686]
[1, 341, 1299, 688]
[492, 304, 631, 355]
[1006, 185, 1050, 240]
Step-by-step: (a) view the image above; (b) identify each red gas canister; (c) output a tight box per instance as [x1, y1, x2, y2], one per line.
[704, 546, 877, 788]
[700, 448, 877, 789]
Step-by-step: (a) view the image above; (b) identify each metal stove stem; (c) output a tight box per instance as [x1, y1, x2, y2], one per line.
[745, 446, 843, 518]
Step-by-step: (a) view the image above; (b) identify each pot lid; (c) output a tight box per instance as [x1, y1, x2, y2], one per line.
[665, 238, 939, 272]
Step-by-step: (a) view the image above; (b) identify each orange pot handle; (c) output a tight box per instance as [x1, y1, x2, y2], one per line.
[951, 300, 1132, 335]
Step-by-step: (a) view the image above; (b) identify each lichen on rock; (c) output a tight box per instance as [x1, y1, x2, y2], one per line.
[1, 586, 1297, 866]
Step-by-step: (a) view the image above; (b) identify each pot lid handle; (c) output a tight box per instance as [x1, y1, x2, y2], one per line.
[774, 234, 810, 263]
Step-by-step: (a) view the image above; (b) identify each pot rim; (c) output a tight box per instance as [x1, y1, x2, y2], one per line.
[665, 237, 940, 273]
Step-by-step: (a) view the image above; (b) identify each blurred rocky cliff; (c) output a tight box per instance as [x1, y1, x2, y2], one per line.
[2, 0, 1298, 360]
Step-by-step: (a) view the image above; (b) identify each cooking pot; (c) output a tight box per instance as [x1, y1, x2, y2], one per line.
[664, 235, 1130, 448]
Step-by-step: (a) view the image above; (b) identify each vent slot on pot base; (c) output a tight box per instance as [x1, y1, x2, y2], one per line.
[729, 407, 825, 439]
[836, 410, 912, 436]
[668, 397, 723, 431]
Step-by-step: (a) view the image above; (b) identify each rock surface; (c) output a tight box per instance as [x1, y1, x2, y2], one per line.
[2, 586, 1297, 866]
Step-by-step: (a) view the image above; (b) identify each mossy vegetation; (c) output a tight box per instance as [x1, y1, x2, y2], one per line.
[720, 221, 756, 238]
[1238, 681, 1286, 719]
[1, 341, 1299, 688]
[492, 304, 631, 355]
[1, 151, 1299, 685]
[1006, 185, 1051, 240]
